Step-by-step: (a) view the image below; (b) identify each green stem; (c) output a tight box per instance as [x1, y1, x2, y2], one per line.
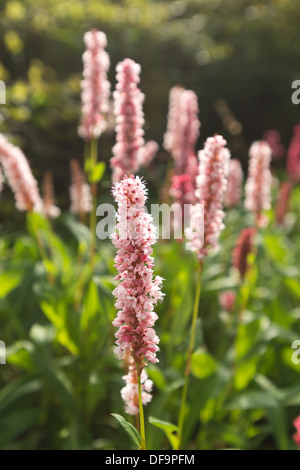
[138, 373, 146, 450]
[177, 264, 202, 449]
[89, 138, 98, 264]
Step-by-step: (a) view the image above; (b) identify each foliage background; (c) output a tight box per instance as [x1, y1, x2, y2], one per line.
[0, 0, 300, 450]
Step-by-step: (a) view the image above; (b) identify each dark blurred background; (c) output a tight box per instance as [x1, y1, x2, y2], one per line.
[0, 0, 300, 215]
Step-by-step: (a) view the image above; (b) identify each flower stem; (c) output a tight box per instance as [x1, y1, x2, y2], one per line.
[177, 264, 202, 449]
[138, 373, 146, 450]
[89, 138, 98, 263]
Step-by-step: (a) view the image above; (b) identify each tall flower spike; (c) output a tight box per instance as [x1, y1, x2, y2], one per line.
[78, 29, 110, 141]
[186, 135, 230, 260]
[244, 141, 272, 226]
[112, 175, 163, 373]
[232, 227, 256, 280]
[121, 356, 153, 415]
[110, 59, 145, 182]
[0, 134, 43, 212]
[43, 172, 60, 219]
[224, 159, 243, 208]
[163, 86, 185, 158]
[287, 124, 300, 184]
[70, 159, 92, 215]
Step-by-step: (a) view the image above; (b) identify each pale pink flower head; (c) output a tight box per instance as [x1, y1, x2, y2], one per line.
[112, 175, 163, 373]
[42, 171, 60, 219]
[287, 124, 300, 183]
[0, 134, 43, 212]
[293, 415, 300, 448]
[164, 88, 200, 174]
[78, 29, 110, 141]
[110, 59, 145, 182]
[121, 356, 153, 415]
[163, 86, 185, 157]
[187, 135, 230, 260]
[70, 159, 92, 215]
[224, 159, 243, 208]
[219, 290, 236, 313]
[245, 141, 272, 227]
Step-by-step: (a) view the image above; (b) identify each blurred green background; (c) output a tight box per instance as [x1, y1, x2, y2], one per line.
[0, 0, 300, 212]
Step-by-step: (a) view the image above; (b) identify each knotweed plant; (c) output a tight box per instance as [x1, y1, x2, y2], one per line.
[176, 135, 230, 448]
[111, 175, 163, 450]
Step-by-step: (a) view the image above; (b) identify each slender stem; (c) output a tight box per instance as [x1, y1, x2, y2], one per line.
[137, 373, 146, 450]
[177, 264, 202, 449]
[89, 138, 98, 263]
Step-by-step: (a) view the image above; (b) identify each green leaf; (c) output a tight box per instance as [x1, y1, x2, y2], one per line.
[191, 349, 217, 379]
[111, 414, 141, 449]
[90, 162, 105, 183]
[149, 417, 179, 450]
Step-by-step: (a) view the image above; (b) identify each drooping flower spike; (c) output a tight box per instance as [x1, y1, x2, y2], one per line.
[111, 175, 163, 373]
[42, 172, 60, 219]
[244, 140, 272, 226]
[186, 135, 230, 260]
[70, 159, 92, 216]
[224, 159, 243, 208]
[0, 134, 43, 212]
[121, 355, 153, 415]
[78, 29, 110, 141]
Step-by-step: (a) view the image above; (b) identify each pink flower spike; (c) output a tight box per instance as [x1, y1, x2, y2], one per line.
[70, 159, 92, 215]
[112, 175, 163, 372]
[121, 356, 153, 415]
[224, 159, 243, 208]
[0, 134, 43, 213]
[78, 29, 110, 141]
[110, 59, 145, 182]
[187, 135, 230, 260]
[245, 141, 272, 226]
